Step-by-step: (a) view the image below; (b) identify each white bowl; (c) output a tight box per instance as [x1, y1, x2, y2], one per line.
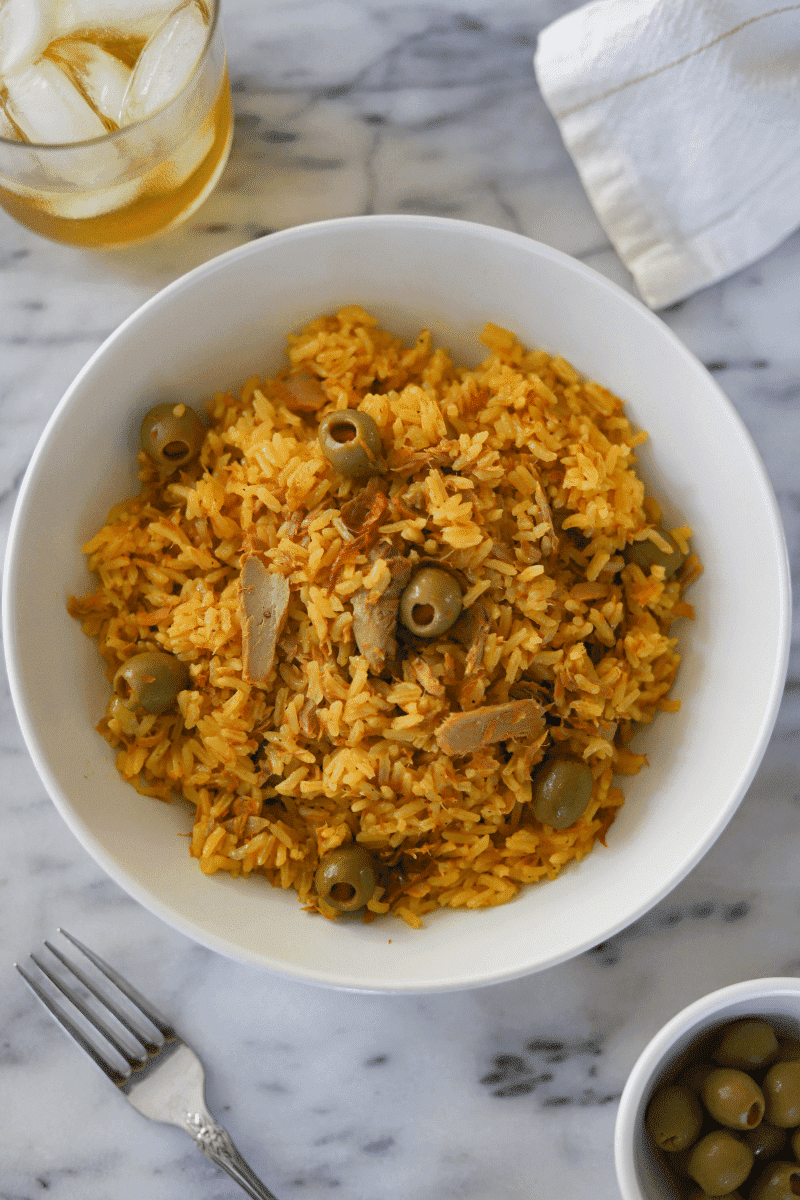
[3, 215, 790, 992]
[615, 977, 800, 1199]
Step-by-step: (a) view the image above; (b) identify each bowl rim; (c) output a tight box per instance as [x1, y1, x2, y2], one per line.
[614, 976, 800, 1199]
[2, 214, 793, 990]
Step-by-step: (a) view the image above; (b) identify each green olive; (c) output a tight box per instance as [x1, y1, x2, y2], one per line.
[645, 1085, 703, 1152]
[702, 1068, 765, 1131]
[318, 410, 382, 478]
[315, 845, 377, 912]
[626, 529, 686, 577]
[140, 402, 204, 470]
[687, 1131, 753, 1197]
[745, 1121, 787, 1164]
[113, 651, 189, 714]
[763, 1060, 800, 1127]
[531, 757, 594, 830]
[399, 568, 463, 638]
[714, 1021, 780, 1071]
[749, 1161, 800, 1200]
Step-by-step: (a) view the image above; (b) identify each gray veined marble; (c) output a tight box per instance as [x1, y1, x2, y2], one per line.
[1, 1, 799, 1197]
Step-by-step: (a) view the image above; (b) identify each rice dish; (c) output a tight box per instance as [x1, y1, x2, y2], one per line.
[68, 307, 699, 927]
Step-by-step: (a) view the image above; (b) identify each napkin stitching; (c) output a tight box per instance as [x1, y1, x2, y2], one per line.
[553, 3, 800, 120]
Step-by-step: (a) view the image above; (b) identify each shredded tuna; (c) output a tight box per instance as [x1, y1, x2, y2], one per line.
[390, 438, 459, 475]
[508, 678, 549, 704]
[239, 554, 290, 684]
[224, 813, 270, 838]
[277, 630, 299, 662]
[277, 372, 328, 413]
[435, 698, 546, 757]
[340, 476, 388, 534]
[278, 508, 305, 540]
[327, 478, 389, 589]
[352, 541, 411, 673]
[451, 599, 491, 674]
[298, 696, 319, 739]
[407, 655, 445, 697]
[528, 462, 558, 558]
[596, 807, 617, 845]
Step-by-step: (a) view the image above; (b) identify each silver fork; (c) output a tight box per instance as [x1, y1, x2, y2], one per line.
[16, 929, 279, 1200]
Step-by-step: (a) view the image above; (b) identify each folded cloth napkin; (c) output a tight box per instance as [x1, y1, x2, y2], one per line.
[534, 0, 800, 308]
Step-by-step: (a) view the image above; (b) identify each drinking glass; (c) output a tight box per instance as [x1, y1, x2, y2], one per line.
[0, 0, 232, 248]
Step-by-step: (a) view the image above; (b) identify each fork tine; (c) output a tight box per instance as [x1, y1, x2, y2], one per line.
[15, 961, 128, 1087]
[58, 928, 175, 1039]
[31, 948, 147, 1068]
[43, 939, 161, 1055]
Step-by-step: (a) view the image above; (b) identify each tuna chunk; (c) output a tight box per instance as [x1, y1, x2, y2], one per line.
[352, 540, 411, 673]
[239, 554, 290, 684]
[435, 698, 545, 757]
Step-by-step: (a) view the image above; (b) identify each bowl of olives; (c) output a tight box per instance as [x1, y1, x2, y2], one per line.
[615, 978, 800, 1200]
[2, 214, 790, 990]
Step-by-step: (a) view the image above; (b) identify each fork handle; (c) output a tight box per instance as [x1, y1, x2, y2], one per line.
[184, 1110, 281, 1200]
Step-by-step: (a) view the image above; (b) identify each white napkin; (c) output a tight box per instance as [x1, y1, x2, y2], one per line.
[533, 0, 800, 309]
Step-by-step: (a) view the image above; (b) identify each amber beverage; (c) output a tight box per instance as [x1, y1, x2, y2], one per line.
[0, 0, 232, 248]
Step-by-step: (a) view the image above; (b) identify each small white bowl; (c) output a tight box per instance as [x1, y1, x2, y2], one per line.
[3, 215, 791, 991]
[615, 977, 800, 1200]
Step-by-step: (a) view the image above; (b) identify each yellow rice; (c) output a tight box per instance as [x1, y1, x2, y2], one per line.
[68, 307, 700, 927]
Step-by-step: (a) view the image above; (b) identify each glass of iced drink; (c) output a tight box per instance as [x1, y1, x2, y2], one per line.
[0, 0, 232, 247]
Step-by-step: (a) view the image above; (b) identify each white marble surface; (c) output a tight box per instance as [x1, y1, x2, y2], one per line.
[1, 2, 799, 1197]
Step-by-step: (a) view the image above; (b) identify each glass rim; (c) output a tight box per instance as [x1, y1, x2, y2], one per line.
[0, 0, 221, 153]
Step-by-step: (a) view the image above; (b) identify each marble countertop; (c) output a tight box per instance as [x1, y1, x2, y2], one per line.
[1, 1, 798, 1197]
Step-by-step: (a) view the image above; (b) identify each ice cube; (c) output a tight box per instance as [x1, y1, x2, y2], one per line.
[1, 0, 175, 74]
[0, 0, 52, 74]
[120, 1, 209, 127]
[52, 0, 175, 44]
[160, 117, 214, 188]
[3, 58, 108, 144]
[39, 176, 142, 219]
[53, 0, 176, 42]
[46, 38, 131, 126]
